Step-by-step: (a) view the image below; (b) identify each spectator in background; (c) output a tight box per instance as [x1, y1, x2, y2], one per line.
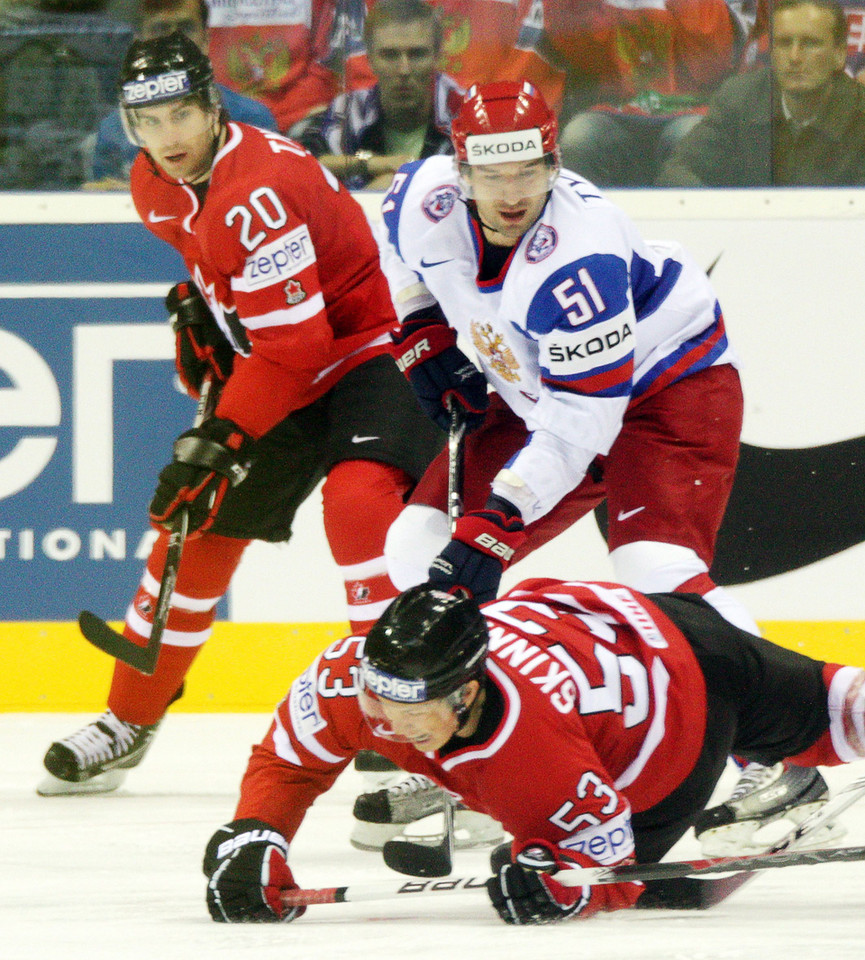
[297, 0, 458, 190]
[0, 0, 132, 189]
[206, 0, 342, 133]
[733, 0, 865, 82]
[341, 0, 565, 116]
[658, 0, 865, 186]
[545, 0, 754, 187]
[86, 0, 277, 189]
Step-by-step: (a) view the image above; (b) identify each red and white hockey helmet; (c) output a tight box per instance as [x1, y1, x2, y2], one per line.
[451, 80, 559, 167]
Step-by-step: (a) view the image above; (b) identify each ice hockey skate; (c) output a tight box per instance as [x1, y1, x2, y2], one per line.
[37, 710, 161, 796]
[694, 761, 846, 855]
[350, 773, 503, 851]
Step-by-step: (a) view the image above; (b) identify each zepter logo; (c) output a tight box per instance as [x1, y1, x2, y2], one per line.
[121, 70, 192, 106]
[361, 663, 428, 703]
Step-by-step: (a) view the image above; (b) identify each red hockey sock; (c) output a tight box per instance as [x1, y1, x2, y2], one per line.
[322, 459, 412, 632]
[789, 663, 865, 766]
[107, 531, 249, 725]
[108, 645, 201, 726]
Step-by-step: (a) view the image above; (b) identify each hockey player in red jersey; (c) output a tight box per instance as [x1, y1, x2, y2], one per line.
[203, 581, 865, 923]
[37, 31, 442, 796]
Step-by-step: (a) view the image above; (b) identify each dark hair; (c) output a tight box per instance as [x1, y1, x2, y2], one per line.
[363, 0, 443, 52]
[772, 0, 849, 46]
[139, 0, 210, 31]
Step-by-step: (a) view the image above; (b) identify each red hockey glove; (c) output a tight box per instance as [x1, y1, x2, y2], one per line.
[427, 494, 526, 602]
[149, 417, 253, 536]
[487, 839, 643, 924]
[391, 317, 488, 432]
[203, 819, 305, 923]
[167, 281, 234, 399]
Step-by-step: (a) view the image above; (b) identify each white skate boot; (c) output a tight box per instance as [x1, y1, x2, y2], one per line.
[695, 761, 845, 855]
[351, 773, 503, 851]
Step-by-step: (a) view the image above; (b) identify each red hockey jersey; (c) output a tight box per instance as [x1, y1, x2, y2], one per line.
[234, 578, 708, 916]
[130, 122, 397, 438]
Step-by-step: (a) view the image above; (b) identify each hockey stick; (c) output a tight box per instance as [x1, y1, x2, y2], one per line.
[282, 840, 865, 908]
[78, 377, 217, 675]
[445, 398, 466, 532]
[381, 401, 466, 878]
[381, 770, 865, 895]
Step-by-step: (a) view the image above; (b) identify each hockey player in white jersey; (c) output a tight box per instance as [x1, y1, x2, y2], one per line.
[354, 79, 831, 857]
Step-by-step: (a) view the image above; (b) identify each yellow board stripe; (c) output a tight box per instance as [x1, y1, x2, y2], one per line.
[2, 621, 865, 712]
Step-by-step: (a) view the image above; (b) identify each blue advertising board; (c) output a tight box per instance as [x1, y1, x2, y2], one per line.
[0, 219, 213, 619]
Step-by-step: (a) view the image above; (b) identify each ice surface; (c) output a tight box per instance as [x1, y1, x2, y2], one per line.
[4, 714, 864, 960]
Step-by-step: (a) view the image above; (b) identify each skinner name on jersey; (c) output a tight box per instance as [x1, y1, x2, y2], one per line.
[236, 224, 315, 293]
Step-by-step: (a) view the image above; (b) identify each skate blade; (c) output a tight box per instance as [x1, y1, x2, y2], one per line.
[351, 810, 504, 852]
[36, 768, 128, 797]
[350, 820, 405, 852]
[698, 801, 847, 856]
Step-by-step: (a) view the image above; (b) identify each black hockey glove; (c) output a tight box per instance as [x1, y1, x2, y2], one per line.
[149, 417, 253, 536]
[391, 317, 489, 432]
[167, 280, 234, 399]
[203, 818, 305, 923]
[486, 841, 588, 925]
[427, 495, 526, 603]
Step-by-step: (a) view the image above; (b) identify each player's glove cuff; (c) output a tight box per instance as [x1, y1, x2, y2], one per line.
[391, 318, 489, 432]
[451, 495, 526, 567]
[391, 317, 457, 371]
[427, 496, 525, 602]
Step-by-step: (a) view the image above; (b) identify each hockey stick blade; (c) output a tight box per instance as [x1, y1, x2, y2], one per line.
[78, 610, 160, 675]
[282, 841, 865, 909]
[76, 379, 216, 676]
[382, 796, 456, 877]
[77, 511, 187, 677]
[383, 836, 452, 878]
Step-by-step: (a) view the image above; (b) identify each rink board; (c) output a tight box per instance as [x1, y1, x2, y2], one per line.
[3, 619, 865, 712]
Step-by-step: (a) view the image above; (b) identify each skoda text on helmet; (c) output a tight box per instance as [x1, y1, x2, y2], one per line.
[119, 30, 222, 145]
[451, 80, 559, 168]
[358, 586, 489, 740]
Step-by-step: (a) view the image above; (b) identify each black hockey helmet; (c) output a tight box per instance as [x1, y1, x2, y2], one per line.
[360, 586, 489, 705]
[119, 29, 220, 118]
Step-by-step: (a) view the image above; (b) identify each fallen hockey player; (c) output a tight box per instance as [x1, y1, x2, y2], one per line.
[203, 579, 865, 923]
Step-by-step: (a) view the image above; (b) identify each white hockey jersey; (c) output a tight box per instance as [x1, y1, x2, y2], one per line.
[380, 156, 737, 521]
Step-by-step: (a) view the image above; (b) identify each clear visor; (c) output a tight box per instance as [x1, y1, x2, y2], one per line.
[457, 154, 558, 202]
[358, 688, 417, 743]
[120, 88, 220, 148]
[358, 682, 465, 744]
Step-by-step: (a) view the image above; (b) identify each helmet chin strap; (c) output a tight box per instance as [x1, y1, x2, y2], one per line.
[461, 195, 554, 247]
[448, 681, 484, 733]
[460, 198, 501, 238]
